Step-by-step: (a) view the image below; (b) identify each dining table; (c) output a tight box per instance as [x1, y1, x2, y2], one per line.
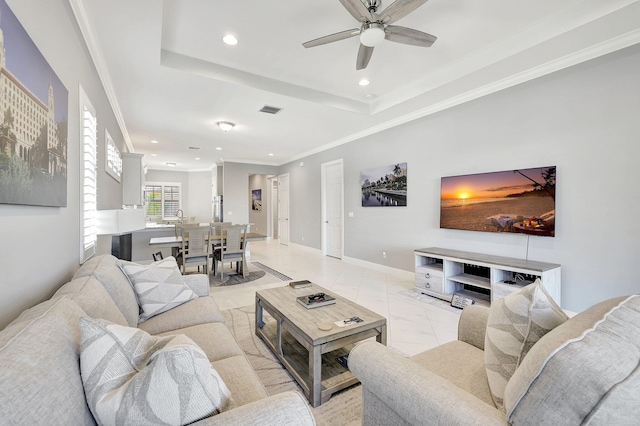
[149, 232, 267, 271]
[149, 232, 267, 248]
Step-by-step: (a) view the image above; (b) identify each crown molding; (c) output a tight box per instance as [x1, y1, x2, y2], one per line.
[68, 0, 133, 153]
[280, 27, 640, 166]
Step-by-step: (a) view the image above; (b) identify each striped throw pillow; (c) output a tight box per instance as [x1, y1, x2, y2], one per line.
[484, 279, 568, 411]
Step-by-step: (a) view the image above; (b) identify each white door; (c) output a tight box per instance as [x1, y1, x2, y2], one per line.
[278, 173, 290, 246]
[322, 160, 343, 258]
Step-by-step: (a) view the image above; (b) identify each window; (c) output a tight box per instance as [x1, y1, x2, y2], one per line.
[80, 87, 97, 263]
[105, 129, 122, 182]
[144, 182, 181, 220]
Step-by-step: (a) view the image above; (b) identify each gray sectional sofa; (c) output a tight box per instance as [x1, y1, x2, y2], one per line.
[0, 254, 316, 425]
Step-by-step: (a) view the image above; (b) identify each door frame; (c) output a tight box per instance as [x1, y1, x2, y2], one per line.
[267, 176, 278, 239]
[277, 173, 290, 246]
[321, 159, 344, 258]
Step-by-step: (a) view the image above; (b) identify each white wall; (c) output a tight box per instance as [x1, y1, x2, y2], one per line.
[249, 174, 269, 234]
[222, 162, 279, 225]
[279, 45, 640, 312]
[187, 170, 212, 222]
[0, 0, 127, 328]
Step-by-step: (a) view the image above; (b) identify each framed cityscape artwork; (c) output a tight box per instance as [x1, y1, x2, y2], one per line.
[0, 0, 68, 207]
[361, 162, 407, 207]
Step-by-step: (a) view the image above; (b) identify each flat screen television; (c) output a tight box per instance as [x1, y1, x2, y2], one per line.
[440, 166, 556, 237]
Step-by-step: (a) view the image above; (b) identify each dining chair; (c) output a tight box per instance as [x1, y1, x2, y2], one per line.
[175, 222, 201, 238]
[214, 224, 247, 280]
[180, 225, 210, 274]
[209, 222, 232, 274]
[152, 251, 163, 262]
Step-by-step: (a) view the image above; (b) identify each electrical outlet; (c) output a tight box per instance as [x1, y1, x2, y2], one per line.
[301, 236, 304, 241]
[382, 252, 387, 259]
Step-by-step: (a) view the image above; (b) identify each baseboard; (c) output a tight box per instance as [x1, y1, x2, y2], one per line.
[288, 242, 323, 254]
[287, 243, 413, 279]
[343, 256, 414, 279]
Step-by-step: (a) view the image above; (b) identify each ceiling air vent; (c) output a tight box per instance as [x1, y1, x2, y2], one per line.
[188, 146, 200, 150]
[259, 105, 283, 115]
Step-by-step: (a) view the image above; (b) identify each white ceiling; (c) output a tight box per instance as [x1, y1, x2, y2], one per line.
[71, 0, 640, 171]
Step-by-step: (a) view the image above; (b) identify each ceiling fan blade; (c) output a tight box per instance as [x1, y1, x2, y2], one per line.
[302, 29, 360, 48]
[384, 25, 437, 47]
[379, 0, 429, 24]
[339, 0, 372, 23]
[356, 44, 374, 70]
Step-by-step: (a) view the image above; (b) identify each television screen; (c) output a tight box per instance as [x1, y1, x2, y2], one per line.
[440, 166, 556, 237]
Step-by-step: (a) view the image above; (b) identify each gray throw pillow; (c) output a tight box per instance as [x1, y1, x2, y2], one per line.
[79, 317, 231, 425]
[484, 279, 568, 411]
[119, 257, 198, 322]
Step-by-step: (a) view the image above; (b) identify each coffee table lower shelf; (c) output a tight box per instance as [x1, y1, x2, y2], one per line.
[256, 321, 359, 406]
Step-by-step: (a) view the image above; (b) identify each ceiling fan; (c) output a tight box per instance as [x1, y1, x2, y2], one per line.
[302, 0, 437, 70]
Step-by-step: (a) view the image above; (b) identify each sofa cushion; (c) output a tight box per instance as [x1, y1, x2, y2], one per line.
[74, 254, 139, 327]
[183, 273, 211, 297]
[412, 340, 494, 407]
[156, 322, 245, 362]
[138, 295, 225, 335]
[119, 257, 198, 323]
[484, 279, 568, 410]
[53, 276, 127, 325]
[505, 295, 640, 425]
[0, 297, 95, 425]
[79, 317, 231, 425]
[212, 355, 269, 410]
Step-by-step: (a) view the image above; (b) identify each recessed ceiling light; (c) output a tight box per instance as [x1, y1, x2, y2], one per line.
[166, 162, 176, 167]
[268, 153, 274, 156]
[223, 35, 238, 46]
[150, 140, 159, 144]
[216, 147, 222, 151]
[359, 79, 370, 86]
[150, 153, 158, 157]
[195, 157, 200, 160]
[365, 93, 377, 99]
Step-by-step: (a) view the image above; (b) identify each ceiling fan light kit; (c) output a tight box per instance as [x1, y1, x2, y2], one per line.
[217, 121, 235, 132]
[302, 0, 436, 70]
[360, 23, 385, 47]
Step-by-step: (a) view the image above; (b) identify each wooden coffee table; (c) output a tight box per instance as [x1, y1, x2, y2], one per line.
[255, 283, 387, 407]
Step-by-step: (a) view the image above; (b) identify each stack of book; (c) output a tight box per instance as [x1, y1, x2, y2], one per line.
[296, 293, 336, 309]
[289, 280, 312, 289]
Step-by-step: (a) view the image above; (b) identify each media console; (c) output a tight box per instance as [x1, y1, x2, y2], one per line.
[414, 247, 561, 307]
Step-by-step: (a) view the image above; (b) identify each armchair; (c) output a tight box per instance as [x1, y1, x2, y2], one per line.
[349, 295, 639, 425]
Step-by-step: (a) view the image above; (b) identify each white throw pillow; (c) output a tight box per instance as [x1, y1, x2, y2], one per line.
[484, 279, 568, 411]
[119, 257, 198, 322]
[79, 317, 231, 426]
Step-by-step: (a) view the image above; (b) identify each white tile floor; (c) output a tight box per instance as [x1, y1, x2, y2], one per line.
[211, 239, 461, 357]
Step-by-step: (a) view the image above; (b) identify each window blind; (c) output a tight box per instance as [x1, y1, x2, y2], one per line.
[81, 99, 97, 263]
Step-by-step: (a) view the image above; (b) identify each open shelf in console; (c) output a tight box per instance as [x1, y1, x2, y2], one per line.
[414, 247, 562, 306]
[449, 273, 491, 290]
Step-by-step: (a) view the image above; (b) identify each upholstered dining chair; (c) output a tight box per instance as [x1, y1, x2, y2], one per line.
[179, 225, 210, 274]
[214, 224, 247, 280]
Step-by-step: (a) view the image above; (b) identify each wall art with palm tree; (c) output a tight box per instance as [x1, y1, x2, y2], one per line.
[361, 162, 407, 207]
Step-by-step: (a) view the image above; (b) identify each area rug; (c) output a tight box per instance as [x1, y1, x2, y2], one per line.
[222, 305, 362, 426]
[209, 270, 266, 287]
